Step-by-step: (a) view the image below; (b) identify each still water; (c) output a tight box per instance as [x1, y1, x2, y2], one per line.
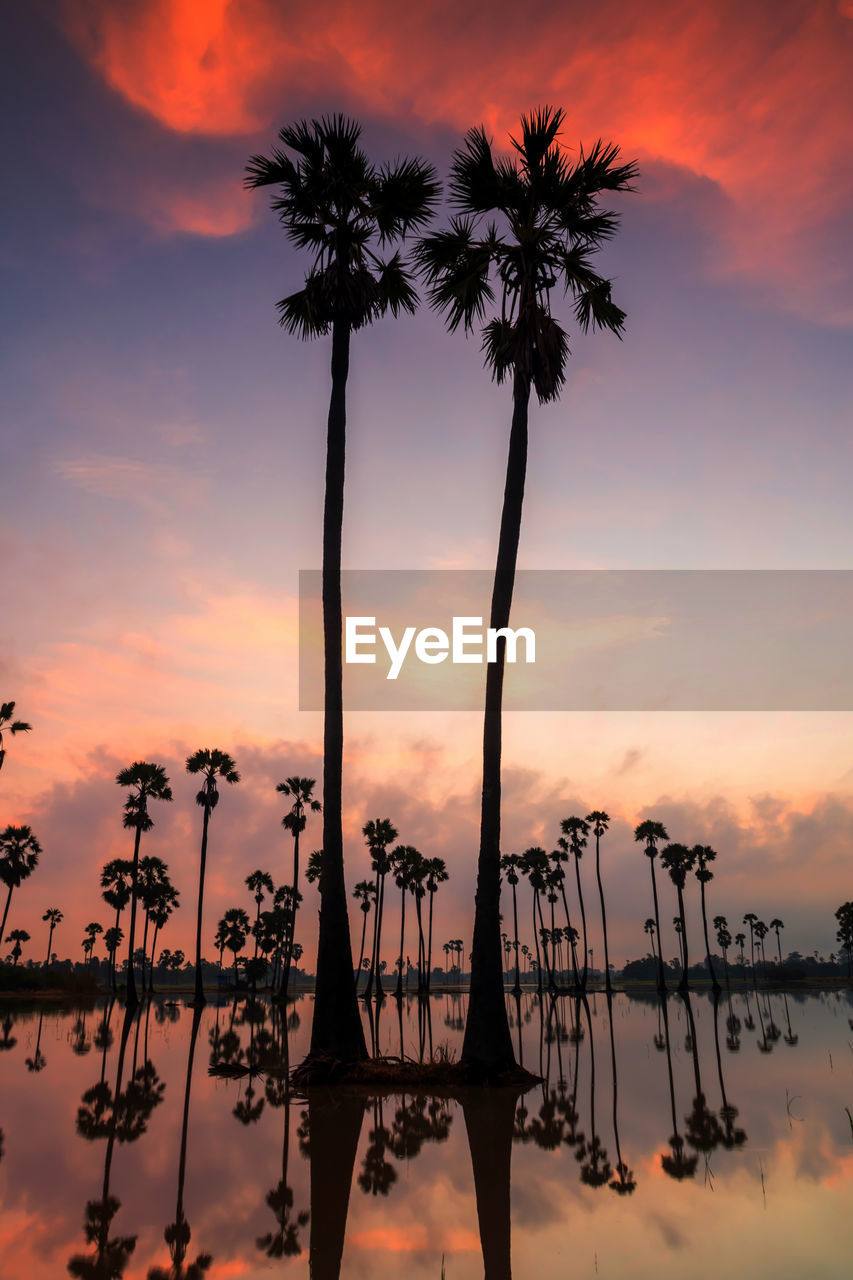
[1, 987, 851, 1278]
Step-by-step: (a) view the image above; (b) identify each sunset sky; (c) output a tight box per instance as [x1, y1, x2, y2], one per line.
[2, 0, 852, 968]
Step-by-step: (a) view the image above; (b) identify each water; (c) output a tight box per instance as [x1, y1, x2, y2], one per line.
[1, 986, 851, 1278]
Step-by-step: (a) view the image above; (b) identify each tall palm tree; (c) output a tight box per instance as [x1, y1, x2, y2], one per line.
[714, 918, 732, 990]
[769, 917, 785, 969]
[417, 107, 636, 1075]
[523, 847, 551, 993]
[220, 907, 251, 988]
[0, 700, 31, 776]
[277, 777, 321, 997]
[753, 919, 769, 978]
[692, 845, 720, 991]
[389, 845, 419, 999]
[83, 922, 103, 971]
[247, 869, 275, 967]
[500, 853, 524, 994]
[116, 761, 173, 1006]
[424, 856, 449, 993]
[101, 859, 133, 990]
[644, 917, 658, 971]
[42, 907, 63, 966]
[634, 821, 669, 993]
[186, 748, 239, 1006]
[561, 816, 591, 988]
[247, 116, 438, 1070]
[0, 824, 41, 945]
[660, 844, 696, 993]
[362, 817, 398, 1000]
[743, 913, 758, 983]
[352, 879, 376, 989]
[550, 838, 580, 985]
[734, 931, 746, 971]
[147, 881, 179, 993]
[137, 855, 169, 992]
[586, 811, 612, 993]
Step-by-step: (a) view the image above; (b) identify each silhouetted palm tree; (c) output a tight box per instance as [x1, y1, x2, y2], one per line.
[735, 930, 746, 971]
[549, 837, 579, 984]
[277, 777, 321, 996]
[117, 762, 173, 1006]
[220, 908, 250, 988]
[835, 902, 853, 977]
[101, 858, 133, 990]
[6, 927, 29, 964]
[769, 917, 785, 969]
[743, 913, 758, 983]
[389, 845, 419, 999]
[352, 879, 375, 990]
[42, 906, 63, 966]
[660, 843, 696, 993]
[424, 855, 448, 991]
[562, 817, 591, 988]
[418, 108, 635, 1075]
[0, 700, 31, 776]
[138, 856, 169, 992]
[186, 749, 239, 1006]
[634, 821, 669, 992]
[524, 846, 553, 992]
[754, 919, 769, 978]
[362, 817, 398, 1000]
[714, 917, 732, 989]
[247, 116, 438, 1069]
[83, 922, 103, 970]
[246, 870, 275, 967]
[692, 845, 720, 991]
[586, 811, 612, 994]
[644, 917, 658, 971]
[0, 824, 40, 945]
[500, 853, 524, 993]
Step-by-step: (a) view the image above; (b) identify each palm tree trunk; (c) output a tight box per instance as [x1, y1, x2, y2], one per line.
[573, 857, 589, 988]
[193, 803, 211, 1006]
[374, 870, 387, 998]
[355, 907, 368, 991]
[364, 868, 381, 1000]
[125, 824, 143, 1006]
[676, 884, 689, 992]
[308, 319, 367, 1066]
[0, 883, 13, 948]
[414, 892, 426, 993]
[594, 834, 612, 995]
[699, 879, 719, 991]
[531, 893, 543, 995]
[395, 887, 406, 999]
[462, 1087, 517, 1280]
[649, 859, 667, 993]
[462, 371, 529, 1075]
[281, 828, 301, 996]
[511, 882, 521, 995]
[427, 889, 436, 993]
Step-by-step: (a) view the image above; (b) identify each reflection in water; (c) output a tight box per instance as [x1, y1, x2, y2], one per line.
[0, 988, 850, 1279]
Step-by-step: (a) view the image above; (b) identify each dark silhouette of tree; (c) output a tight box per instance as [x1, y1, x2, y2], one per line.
[363, 818, 398, 1000]
[644, 917, 658, 971]
[634, 821, 669, 992]
[586, 811, 613, 995]
[0, 824, 40, 945]
[26, 1009, 47, 1072]
[42, 906, 63, 967]
[500, 854, 524, 994]
[711, 990, 747, 1152]
[0, 700, 31, 776]
[352, 879, 375, 990]
[656, 995, 697, 1181]
[417, 107, 635, 1076]
[247, 116, 437, 1070]
[147, 881, 179, 994]
[524, 847, 553, 992]
[389, 845, 419, 999]
[743, 913, 758, 985]
[575, 996, 612, 1188]
[692, 845, 720, 991]
[116, 763, 173, 1006]
[83, 922, 103, 969]
[185, 748, 239, 1007]
[219, 908, 250, 988]
[754, 919, 769, 979]
[423, 856, 448, 992]
[713, 916, 731, 989]
[769, 917, 785, 969]
[358, 1098, 397, 1196]
[463, 1087, 521, 1280]
[835, 902, 853, 977]
[6, 927, 29, 964]
[549, 838, 579, 986]
[277, 777, 321, 996]
[735, 931, 746, 970]
[604, 992, 636, 1194]
[660, 843, 696, 994]
[561, 817, 590, 988]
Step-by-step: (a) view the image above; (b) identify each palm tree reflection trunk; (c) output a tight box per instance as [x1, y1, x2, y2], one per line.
[308, 1091, 365, 1280]
[462, 1087, 519, 1280]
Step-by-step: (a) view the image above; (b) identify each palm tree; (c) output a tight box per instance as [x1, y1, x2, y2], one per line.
[247, 116, 438, 1070]
[213, 920, 228, 975]
[246, 870, 275, 967]
[0, 700, 31, 776]
[100, 859, 133, 987]
[277, 777, 321, 997]
[734, 931, 746, 971]
[561, 817, 591, 988]
[644, 917, 658, 971]
[220, 907, 250, 988]
[424, 856, 449, 992]
[83, 922, 103, 970]
[105, 926, 123, 983]
[743, 913, 758, 983]
[523, 847, 551, 992]
[660, 843, 696, 993]
[417, 107, 636, 1076]
[147, 882, 179, 993]
[352, 879, 376, 989]
[42, 907, 63, 967]
[362, 817, 398, 1000]
[137, 856, 169, 992]
[692, 845, 720, 991]
[186, 748, 239, 1006]
[715, 919, 732, 989]
[116, 761, 173, 1006]
[6, 927, 30, 964]
[586, 811, 612, 994]
[550, 838, 580, 985]
[500, 853, 524, 994]
[0, 824, 41, 945]
[634, 821, 669, 992]
[389, 845, 418, 999]
[753, 919, 769, 978]
[769, 918, 785, 969]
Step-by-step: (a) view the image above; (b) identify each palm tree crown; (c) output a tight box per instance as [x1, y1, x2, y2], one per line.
[0, 700, 31, 774]
[245, 114, 439, 336]
[186, 748, 240, 808]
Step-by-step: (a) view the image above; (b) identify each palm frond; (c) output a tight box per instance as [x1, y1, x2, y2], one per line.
[375, 253, 419, 316]
[449, 127, 504, 213]
[374, 158, 441, 242]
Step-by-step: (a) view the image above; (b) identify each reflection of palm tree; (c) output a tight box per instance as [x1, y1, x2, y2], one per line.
[634, 822, 668, 993]
[656, 994, 697, 1182]
[575, 996, 612, 1188]
[186, 748, 239, 1007]
[358, 1098, 397, 1196]
[247, 117, 437, 1069]
[463, 1086, 521, 1280]
[711, 990, 747, 1152]
[26, 1009, 47, 1072]
[307, 1091, 365, 1280]
[0, 700, 31, 776]
[604, 991, 635, 1194]
[147, 1006, 212, 1280]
